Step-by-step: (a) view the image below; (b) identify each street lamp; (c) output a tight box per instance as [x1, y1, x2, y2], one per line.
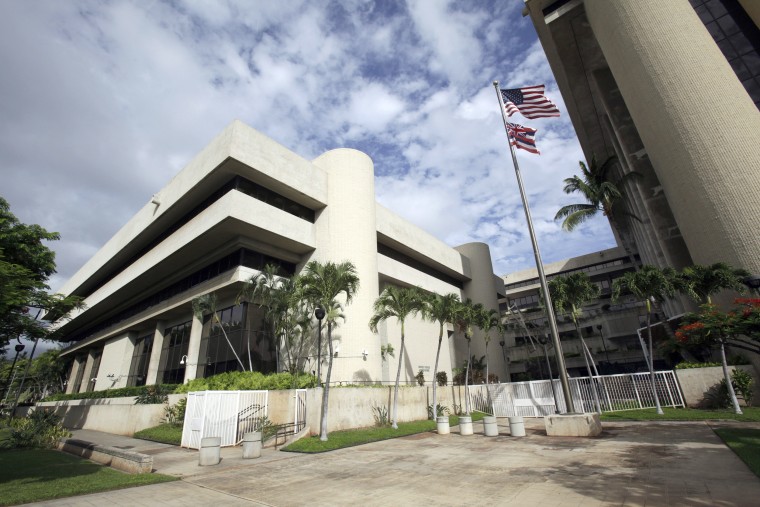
[596, 324, 610, 364]
[314, 307, 325, 386]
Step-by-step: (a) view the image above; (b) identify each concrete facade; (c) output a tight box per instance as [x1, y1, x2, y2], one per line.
[524, 0, 760, 284]
[57, 121, 507, 391]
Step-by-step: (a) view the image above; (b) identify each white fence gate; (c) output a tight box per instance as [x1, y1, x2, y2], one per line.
[472, 370, 684, 417]
[181, 390, 268, 449]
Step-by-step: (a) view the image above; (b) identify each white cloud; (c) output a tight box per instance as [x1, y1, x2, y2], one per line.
[0, 0, 616, 292]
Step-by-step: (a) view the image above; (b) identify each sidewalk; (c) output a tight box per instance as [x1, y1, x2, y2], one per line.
[36, 419, 760, 506]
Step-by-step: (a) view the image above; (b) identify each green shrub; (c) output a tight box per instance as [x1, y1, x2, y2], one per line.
[731, 368, 754, 406]
[43, 384, 179, 402]
[174, 371, 317, 393]
[676, 361, 721, 369]
[6, 410, 71, 449]
[415, 370, 425, 386]
[134, 385, 170, 404]
[372, 405, 390, 427]
[162, 397, 187, 425]
[436, 371, 448, 386]
[427, 403, 450, 419]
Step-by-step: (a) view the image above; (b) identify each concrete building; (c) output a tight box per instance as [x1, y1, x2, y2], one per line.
[523, 0, 760, 319]
[501, 247, 672, 380]
[58, 121, 507, 393]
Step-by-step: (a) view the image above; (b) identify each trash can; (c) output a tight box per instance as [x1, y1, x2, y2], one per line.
[508, 416, 526, 437]
[242, 431, 262, 459]
[436, 416, 450, 435]
[459, 415, 473, 436]
[483, 415, 499, 437]
[199, 436, 221, 466]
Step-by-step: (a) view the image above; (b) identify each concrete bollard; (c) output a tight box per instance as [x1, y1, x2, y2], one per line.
[242, 431, 262, 459]
[508, 416, 526, 437]
[483, 415, 499, 437]
[459, 416, 473, 436]
[199, 437, 221, 466]
[436, 416, 450, 435]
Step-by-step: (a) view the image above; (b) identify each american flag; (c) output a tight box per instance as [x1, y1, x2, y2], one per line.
[507, 122, 540, 154]
[501, 85, 560, 119]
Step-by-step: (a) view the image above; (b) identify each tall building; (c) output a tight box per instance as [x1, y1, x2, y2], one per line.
[58, 121, 507, 393]
[523, 0, 760, 317]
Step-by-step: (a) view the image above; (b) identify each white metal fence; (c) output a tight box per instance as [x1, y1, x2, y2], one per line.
[181, 390, 268, 449]
[472, 370, 684, 417]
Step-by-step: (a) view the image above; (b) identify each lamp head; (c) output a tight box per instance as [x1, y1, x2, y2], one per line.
[315, 307, 326, 320]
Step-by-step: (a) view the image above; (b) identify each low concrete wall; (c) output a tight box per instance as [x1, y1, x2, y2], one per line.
[58, 438, 153, 474]
[34, 386, 473, 436]
[36, 394, 186, 436]
[675, 365, 759, 407]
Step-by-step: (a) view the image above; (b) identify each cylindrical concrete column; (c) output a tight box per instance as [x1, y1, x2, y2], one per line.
[585, 0, 760, 275]
[311, 149, 382, 383]
[454, 242, 506, 381]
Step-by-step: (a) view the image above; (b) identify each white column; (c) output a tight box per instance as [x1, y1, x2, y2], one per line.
[183, 315, 204, 383]
[586, 0, 760, 274]
[145, 320, 166, 385]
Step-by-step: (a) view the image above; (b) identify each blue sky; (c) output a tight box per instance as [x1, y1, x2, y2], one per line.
[0, 0, 616, 293]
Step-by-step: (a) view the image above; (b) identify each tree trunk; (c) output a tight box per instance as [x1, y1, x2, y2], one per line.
[575, 321, 601, 414]
[646, 310, 664, 415]
[216, 313, 246, 371]
[720, 341, 743, 415]
[432, 324, 443, 419]
[392, 323, 405, 429]
[319, 322, 334, 441]
[485, 341, 490, 384]
[464, 337, 472, 415]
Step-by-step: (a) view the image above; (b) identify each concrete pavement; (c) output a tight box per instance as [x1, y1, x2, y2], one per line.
[34, 419, 760, 506]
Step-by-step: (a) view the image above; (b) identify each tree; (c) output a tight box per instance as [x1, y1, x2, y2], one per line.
[475, 306, 500, 384]
[420, 292, 460, 419]
[0, 197, 83, 351]
[554, 156, 641, 268]
[679, 263, 751, 415]
[238, 265, 312, 374]
[191, 293, 247, 372]
[369, 286, 424, 429]
[299, 260, 359, 441]
[612, 265, 681, 415]
[452, 299, 482, 416]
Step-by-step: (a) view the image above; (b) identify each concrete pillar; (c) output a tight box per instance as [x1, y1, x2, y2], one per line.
[585, 0, 760, 275]
[145, 320, 166, 385]
[453, 242, 507, 381]
[65, 356, 85, 394]
[183, 315, 204, 383]
[311, 149, 382, 383]
[99, 332, 137, 389]
[80, 350, 98, 393]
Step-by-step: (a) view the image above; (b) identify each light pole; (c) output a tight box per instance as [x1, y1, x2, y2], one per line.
[597, 324, 610, 364]
[314, 307, 325, 386]
[2, 343, 26, 404]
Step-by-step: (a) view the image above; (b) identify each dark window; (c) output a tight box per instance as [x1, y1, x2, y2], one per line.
[377, 243, 464, 289]
[85, 350, 102, 393]
[158, 321, 192, 384]
[128, 334, 153, 387]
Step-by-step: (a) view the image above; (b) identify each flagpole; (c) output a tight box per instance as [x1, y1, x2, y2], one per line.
[493, 81, 575, 414]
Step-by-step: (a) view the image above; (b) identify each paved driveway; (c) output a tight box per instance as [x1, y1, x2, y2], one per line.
[37, 420, 760, 506]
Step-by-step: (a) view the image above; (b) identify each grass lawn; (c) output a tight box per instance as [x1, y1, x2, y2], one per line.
[0, 449, 177, 506]
[282, 412, 486, 453]
[600, 406, 760, 422]
[714, 427, 760, 478]
[133, 423, 183, 445]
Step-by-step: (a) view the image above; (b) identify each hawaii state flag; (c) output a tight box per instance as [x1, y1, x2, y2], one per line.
[507, 122, 540, 154]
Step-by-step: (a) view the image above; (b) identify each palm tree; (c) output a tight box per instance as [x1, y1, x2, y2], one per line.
[299, 260, 360, 441]
[420, 292, 460, 420]
[548, 273, 603, 412]
[476, 306, 500, 384]
[555, 155, 641, 268]
[369, 286, 424, 429]
[453, 299, 481, 415]
[192, 293, 247, 372]
[680, 262, 749, 414]
[612, 265, 681, 415]
[238, 265, 310, 374]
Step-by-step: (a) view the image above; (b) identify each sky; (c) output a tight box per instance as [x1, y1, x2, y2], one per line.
[0, 0, 616, 295]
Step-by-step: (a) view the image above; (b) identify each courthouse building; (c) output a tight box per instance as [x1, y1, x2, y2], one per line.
[58, 121, 507, 393]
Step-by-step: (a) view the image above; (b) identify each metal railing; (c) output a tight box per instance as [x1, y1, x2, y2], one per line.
[474, 370, 684, 417]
